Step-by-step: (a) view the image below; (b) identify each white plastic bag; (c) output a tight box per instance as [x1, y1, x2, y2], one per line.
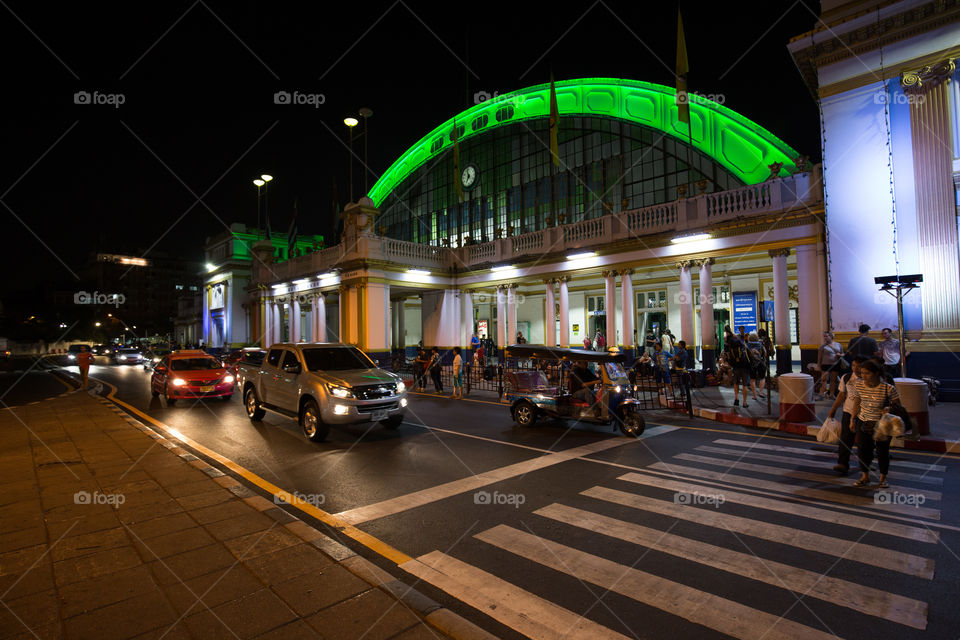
[817, 417, 841, 444]
[875, 413, 904, 440]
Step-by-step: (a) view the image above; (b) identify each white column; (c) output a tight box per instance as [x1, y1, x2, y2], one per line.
[496, 286, 507, 349]
[558, 276, 570, 348]
[771, 249, 791, 370]
[544, 279, 556, 347]
[262, 297, 271, 347]
[603, 270, 616, 345]
[620, 269, 633, 349]
[698, 258, 715, 350]
[363, 282, 390, 358]
[223, 281, 231, 347]
[677, 260, 694, 346]
[202, 285, 211, 346]
[316, 293, 327, 342]
[396, 297, 405, 350]
[272, 300, 282, 345]
[462, 290, 473, 347]
[290, 297, 301, 343]
[507, 285, 518, 345]
[796, 244, 821, 348]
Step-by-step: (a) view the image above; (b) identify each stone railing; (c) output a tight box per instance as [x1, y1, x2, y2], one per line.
[255, 169, 822, 284]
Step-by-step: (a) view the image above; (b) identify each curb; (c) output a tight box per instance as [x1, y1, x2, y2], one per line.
[692, 406, 960, 454]
[91, 394, 496, 640]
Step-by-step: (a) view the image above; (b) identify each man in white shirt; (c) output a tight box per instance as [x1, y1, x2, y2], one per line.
[878, 327, 906, 379]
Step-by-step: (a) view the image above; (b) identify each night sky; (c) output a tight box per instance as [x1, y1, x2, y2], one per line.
[1, 0, 821, 300]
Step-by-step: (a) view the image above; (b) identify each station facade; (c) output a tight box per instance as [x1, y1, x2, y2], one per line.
[241, 77, 827, 376]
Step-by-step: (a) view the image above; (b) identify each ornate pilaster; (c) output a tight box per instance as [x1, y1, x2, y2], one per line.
[901, 59, 959, 330]
[697, 257, 716, 370]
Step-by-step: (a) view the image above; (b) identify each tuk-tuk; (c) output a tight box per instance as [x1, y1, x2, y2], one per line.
[503, 344, 645, 437]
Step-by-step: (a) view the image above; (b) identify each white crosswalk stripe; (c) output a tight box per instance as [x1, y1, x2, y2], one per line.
[649, 460, 943, 519]
[581, 485, 935, 578]
[694, 444, 943, 484]
[712, 438, 947, 472]
[400, 436, 944, 638]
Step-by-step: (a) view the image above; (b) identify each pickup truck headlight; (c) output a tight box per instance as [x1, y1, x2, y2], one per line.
[396, 380, 406, 394]
[329, 385, 353, 398]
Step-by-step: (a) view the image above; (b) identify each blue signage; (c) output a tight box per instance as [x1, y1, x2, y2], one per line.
[732, 291, 758, 334]
[762, 300, 775, 322]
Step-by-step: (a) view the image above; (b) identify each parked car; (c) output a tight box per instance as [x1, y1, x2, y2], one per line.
[237, 343, 407, 442]
[112, 347, 143, 365]
[222, 347, 266, 378]
[151, 350, 234, 404]
[142, 348, 172, 370]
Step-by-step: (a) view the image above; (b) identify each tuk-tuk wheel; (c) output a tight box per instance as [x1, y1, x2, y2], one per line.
[513, 401, 537, 427]
[621, 411, 645, 438]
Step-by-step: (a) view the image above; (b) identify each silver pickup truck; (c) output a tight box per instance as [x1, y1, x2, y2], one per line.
[237, 343, 408, 442]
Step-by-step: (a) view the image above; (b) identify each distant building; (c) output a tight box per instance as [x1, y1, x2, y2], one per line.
[202, 223, 324, 349]
[789, 0, 960, 399]
[173, 292, 201, 347]
[76, 251, 202, 336]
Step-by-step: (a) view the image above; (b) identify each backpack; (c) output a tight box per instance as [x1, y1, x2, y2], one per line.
[729, 341, 750, 367]
[748, 344, 764, 368]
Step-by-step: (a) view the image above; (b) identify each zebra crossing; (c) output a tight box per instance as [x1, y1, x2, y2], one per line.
[400, 436, 948, 639]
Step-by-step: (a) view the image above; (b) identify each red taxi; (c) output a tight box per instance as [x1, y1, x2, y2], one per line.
[150, 350, 234, 404]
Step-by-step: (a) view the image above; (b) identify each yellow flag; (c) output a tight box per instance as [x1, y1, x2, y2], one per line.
[675, 9, 690, 125]
[549, 74, 560, 166]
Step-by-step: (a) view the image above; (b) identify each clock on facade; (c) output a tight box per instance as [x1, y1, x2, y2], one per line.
[461, 163, 479, 190]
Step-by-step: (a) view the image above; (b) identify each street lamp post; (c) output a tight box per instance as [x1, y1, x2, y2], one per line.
[875, 274, 923, 378]
[359, 107, 373, 193]
[253, 178, 265, 237]
[261, 174, 273, 237]
[344, 117, 359, 202]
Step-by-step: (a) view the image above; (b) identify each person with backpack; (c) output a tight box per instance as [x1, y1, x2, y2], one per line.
[724, 327, 751, 408]
[846, 324, 878, 364]
[746, 331, 767, 400]
[428, 347, 443, 393]
[828, 355, 867, 474]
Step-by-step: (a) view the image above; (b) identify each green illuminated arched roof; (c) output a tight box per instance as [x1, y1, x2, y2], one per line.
[368, 77, 800, 206]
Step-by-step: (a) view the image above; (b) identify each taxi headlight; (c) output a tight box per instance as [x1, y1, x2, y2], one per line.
[614, 385, 622, 394]
[396, 380, 406, 394]
[329, 385, 353, 398]
[222, 374, 234, 384]
[172, 378, 187, 386]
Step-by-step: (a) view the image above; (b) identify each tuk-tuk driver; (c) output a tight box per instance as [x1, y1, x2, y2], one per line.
[570, 361, 601, 405]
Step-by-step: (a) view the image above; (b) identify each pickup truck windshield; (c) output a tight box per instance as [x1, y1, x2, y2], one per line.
[171, 358, 222, 371]
[302, 347, 375, 371]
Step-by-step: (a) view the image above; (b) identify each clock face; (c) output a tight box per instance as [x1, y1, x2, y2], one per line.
[461, 164, 478, 189]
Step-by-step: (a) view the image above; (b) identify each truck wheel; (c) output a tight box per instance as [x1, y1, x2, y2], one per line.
[300, 399, 329, 442]
[164, 384, 177, 405]
[381, 415, 403, 430]
[620, 411, 644, 438]
[513, 401, 537, 427]
[244, 387, 265, 421]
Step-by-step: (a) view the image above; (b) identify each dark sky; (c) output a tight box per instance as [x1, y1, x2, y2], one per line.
[1, 0, 821, 294]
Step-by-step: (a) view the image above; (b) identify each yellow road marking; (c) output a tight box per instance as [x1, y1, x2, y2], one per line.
[94, 378, 412, 566]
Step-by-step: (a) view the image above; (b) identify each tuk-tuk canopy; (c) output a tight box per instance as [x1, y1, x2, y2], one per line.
[504, 344, 626, 363]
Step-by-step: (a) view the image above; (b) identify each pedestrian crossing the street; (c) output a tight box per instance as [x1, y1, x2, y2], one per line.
[400, 436, 947, 639]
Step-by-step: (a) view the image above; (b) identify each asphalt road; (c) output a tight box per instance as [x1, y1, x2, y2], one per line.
[0, 357, 71, 407]
[84, 360, 960, 640]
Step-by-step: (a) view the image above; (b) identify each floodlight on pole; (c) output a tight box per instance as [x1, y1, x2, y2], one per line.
[344, 118, 359, 202]
[874, 274, 922, 378]
[253, 179, 265, 236]
[260, 175, 274, 236]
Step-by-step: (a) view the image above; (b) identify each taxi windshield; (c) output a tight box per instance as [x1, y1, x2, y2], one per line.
[170, 358, 222, 371]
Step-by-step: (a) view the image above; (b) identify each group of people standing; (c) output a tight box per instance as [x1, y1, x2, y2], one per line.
[720, 326, 772, 409]
[817, 324, 905, 399]
[412, 345, 466, 399]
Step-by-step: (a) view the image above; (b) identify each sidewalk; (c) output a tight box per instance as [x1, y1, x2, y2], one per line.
[0, 389, 493, 640]
[688, 383, 960, 453]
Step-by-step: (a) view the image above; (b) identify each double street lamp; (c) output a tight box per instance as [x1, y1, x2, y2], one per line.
[253, 174, 273, 238]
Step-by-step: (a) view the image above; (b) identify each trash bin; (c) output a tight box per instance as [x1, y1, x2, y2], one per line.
[894, 378, 930, 436]
[779, 373, 815, 422]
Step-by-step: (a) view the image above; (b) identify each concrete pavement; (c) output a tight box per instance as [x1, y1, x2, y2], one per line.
[0, 387, 494, 640]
